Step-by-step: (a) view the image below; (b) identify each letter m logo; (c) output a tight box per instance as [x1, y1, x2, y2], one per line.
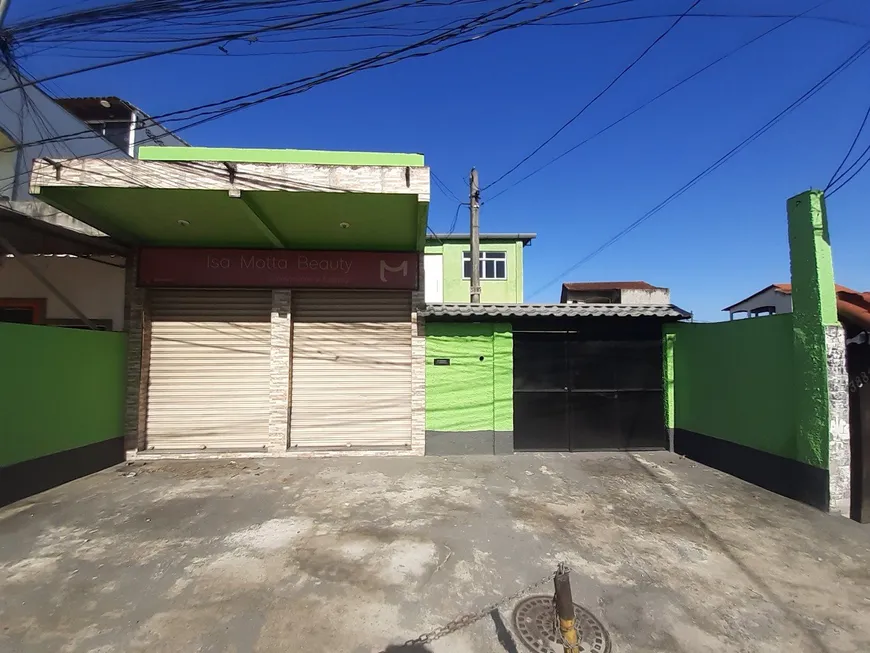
[380, 260, 408, 283]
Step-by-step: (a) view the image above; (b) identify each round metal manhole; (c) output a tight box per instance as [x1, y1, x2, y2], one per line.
[512, 595, 611, 653]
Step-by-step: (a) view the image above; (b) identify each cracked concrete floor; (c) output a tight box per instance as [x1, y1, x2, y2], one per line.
[1, 452, 869, 653]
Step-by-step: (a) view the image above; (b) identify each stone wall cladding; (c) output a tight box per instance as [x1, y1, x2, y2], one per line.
[826, 325, 851, 515]
[123, 253, 147, 452]
[269, 290, 292, 452]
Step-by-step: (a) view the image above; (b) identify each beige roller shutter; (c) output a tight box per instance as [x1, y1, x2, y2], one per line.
[146, 289, 272, 451]
[290, 290, 411, 449]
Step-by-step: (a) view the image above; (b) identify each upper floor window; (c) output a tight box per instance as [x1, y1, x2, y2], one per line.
[463, 251, 506, 280]
[88, 121, 131, 153]
[751, 306, 776, 317]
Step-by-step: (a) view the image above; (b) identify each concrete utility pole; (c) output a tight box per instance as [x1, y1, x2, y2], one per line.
[0, 0, 11, 28]
[469, 167, 481, 303]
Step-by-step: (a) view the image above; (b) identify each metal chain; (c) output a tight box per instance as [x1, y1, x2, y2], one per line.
[389, 567, 561, 650]
[552, 595, 580, 650]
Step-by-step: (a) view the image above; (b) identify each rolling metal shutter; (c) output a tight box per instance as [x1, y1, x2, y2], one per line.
[290, 290, 412, 449]
[146, 289, 272, 451]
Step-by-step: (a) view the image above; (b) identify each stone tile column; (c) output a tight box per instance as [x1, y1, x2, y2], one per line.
[123, 251, 149, 452]
[269, 290, 292, 453]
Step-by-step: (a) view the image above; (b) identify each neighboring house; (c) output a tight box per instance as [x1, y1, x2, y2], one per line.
[56, 96, 187, 158]
[725, 283, 870, 329]
[0, 65, 186, 232]
[561, 281, 670, 305]
[0, 68, 181, 333]
[423, 233, 535, 303]
[0, 65, 127, 211]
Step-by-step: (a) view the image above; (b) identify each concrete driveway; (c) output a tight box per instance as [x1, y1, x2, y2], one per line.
[1, 452, 869, 653]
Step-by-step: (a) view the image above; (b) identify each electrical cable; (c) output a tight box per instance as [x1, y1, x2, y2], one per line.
[825, 89, 870, 191]
[826, 141, 870, 197]
[9, 0, 593, 154]
[484, 1, 831, 203]
[527, 36, 870, 300]
[483, 0, 703, 192]
[4, 0, 419, 92]
[432, 171, 463, 203]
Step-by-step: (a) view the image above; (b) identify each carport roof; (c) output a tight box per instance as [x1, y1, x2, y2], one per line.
[421, 303, 691, 319]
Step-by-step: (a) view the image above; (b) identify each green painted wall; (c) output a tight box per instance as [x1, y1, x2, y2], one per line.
[425, 323, 513, 432]
[425, 239, 524, 303]
[787, 190, 837, 469]
[0, 324, 126, 468]
[139, 146, 425, 167]
[664, 315, 798, 460]
[492, 324, 513, 431]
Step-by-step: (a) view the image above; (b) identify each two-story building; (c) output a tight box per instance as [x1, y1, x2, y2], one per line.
[423, 233, 534, 303]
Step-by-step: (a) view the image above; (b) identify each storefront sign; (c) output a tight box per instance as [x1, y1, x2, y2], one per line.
[138, 248, 419, 289]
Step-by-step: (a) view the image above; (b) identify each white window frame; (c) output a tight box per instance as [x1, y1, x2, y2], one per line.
[462, 251, 507, 280]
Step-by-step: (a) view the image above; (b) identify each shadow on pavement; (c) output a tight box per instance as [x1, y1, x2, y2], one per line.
[628, 454, 833, 653]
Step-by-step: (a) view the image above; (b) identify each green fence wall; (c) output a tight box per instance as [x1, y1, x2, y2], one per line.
[665, 315, 797, 460]
[1, 324, 126, 494]
[425, 322, 513, 454]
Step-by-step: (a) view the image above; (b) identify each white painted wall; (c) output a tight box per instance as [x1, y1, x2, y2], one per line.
[424, 254, 443, 302]
[727, 287, 793, 319]
[0, 255, 126, 330]
[621, 288, 671, 304]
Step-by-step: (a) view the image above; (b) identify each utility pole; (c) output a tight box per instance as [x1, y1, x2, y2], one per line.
[469, 167, 481, 303]
[0, 0, 11, 28]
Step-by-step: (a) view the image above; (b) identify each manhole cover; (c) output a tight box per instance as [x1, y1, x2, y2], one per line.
[512, 595, 611, 653]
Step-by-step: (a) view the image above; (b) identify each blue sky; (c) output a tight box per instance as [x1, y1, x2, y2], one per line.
[12, 0, 870, 320]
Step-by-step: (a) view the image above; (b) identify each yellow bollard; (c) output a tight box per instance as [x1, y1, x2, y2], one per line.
[553, 564, 580, 653]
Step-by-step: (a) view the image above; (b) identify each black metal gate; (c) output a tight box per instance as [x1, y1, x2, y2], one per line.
[847, 338, 870, 523]
[513, 331, 665, 451]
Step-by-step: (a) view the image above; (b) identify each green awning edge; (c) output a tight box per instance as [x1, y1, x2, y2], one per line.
[138, 146, 425, 167]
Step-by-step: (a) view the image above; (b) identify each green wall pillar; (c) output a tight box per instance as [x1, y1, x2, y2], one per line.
[787, 190, 850, 514]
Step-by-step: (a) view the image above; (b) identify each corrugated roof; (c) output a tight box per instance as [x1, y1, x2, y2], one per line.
[421, 303, 691, 319]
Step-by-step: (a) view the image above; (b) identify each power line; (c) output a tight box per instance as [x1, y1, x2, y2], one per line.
[484, 1, 831, 204]
[10, 0, 605, 155]
[446, 200, 465, 236]
[431, 170, 463, 203]
[826, 141, 870, 197]
[4, 0, 414, 93]
[527, 36, 870, 300]
[483, 0, 703, 192]
[825, 88, 870, 190]
[0, 0, 567, 194]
